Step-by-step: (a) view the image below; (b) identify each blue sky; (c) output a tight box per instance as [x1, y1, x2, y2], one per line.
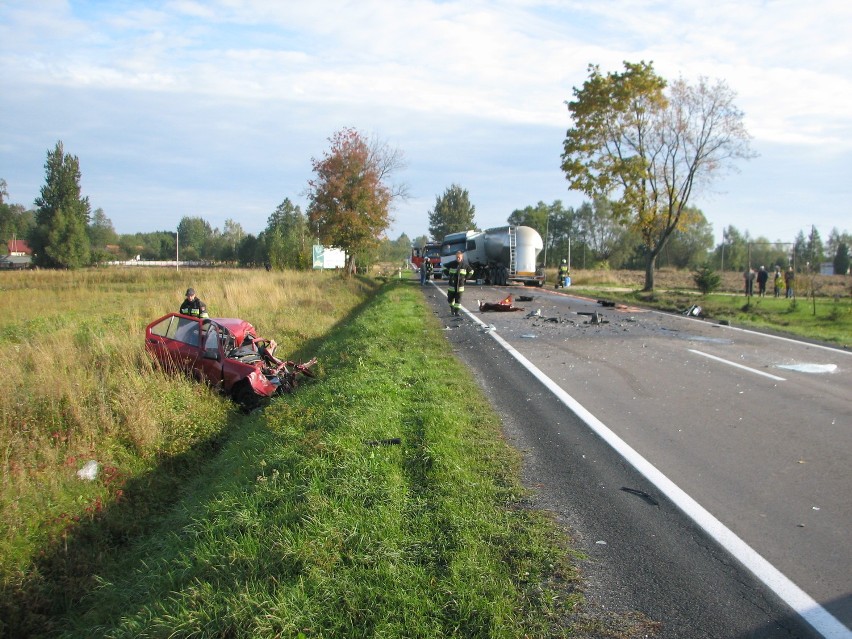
[1, 0, 850, 246]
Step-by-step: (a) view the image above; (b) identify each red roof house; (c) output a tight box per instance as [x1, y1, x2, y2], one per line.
[7, 240, 32, 256]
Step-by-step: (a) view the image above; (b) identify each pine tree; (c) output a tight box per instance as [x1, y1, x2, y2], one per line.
[31, 142, 91, 268]
[428, 184, 476, 240]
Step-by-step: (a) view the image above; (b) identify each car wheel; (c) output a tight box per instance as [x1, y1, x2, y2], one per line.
[232, 380, 263, 413]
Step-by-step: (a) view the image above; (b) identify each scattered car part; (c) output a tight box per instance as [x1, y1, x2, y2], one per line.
[479, 295, 525, 312]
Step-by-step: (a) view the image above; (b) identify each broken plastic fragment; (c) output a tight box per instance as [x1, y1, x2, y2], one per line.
[76, 460, 100, 481]
[776, 363, 837, 374]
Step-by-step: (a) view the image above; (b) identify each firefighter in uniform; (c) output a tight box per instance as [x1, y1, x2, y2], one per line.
[180, 287, 210, 319]
[557, 259, 570, 288]
[446, 251, 468, 316]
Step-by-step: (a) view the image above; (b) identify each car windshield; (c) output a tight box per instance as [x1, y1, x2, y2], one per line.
[441, 241, 466, 256]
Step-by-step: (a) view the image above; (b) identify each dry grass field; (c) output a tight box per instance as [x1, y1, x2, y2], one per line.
[566, 267, 851, 297]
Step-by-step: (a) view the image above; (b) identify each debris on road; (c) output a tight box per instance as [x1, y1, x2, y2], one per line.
[578, 311, 609, 325]
[620, 486, 660, 506]
[479, 295, 525, 312]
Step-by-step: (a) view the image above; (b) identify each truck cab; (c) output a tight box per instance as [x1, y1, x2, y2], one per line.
[411, 242, 443, 277]
[439, 231, 483, 274]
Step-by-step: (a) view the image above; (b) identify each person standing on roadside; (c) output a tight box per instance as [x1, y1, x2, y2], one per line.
[180, 287, 209, 319]
[757, 266, 768, 297]
[773, 267, 783, 298]
[785, 267, 795, 298]
[420, 257, 433, 285]
[744, 267, 755, 296]
[446, 250, 468, 316]
[557, 259, 570, 288]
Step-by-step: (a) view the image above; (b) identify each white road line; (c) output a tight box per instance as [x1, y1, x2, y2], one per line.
[687, 348, 787, 381]
[659, 309, 852, 356]
[453, 301, 850, 639]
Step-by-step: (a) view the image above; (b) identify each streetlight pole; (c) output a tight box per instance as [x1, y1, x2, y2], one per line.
[176, 230, 179, 272]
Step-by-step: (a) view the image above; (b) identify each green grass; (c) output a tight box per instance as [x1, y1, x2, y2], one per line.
[4, 266, 844, 638]
[2, 276, 589, 638]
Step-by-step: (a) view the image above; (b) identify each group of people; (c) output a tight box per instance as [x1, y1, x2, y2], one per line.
[744, 266, 795, 298]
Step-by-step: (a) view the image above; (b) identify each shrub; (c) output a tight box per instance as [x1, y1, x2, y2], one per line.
[692, 263, 721, 295]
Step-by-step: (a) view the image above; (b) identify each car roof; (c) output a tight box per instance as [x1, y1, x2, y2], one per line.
[210, 317, 256, 343]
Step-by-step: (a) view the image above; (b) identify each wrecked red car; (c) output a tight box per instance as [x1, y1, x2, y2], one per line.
[144, 313, 316, 409]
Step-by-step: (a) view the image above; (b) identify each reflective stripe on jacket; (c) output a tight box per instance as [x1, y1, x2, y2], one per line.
[180, 299, 209, 319]
[446, 260, 467, 292]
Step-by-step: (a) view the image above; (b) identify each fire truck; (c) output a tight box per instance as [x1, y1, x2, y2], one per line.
[410, 241, 443, 278]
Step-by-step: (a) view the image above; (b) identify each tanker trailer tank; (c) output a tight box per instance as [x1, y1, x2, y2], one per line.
[482, 226, 544, 287]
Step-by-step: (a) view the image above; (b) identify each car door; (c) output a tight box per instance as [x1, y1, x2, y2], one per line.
[145, 314, 204, 373]
[197, 322, 225, 388]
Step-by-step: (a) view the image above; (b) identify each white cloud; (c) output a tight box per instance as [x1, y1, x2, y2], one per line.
[1, 0, 850, 242]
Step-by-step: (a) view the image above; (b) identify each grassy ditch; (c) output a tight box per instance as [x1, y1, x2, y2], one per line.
[1, 272, 585, 637]
[0, 268, 378, 635]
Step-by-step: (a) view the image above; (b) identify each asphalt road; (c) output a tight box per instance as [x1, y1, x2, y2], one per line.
[421, 279, 851, 639]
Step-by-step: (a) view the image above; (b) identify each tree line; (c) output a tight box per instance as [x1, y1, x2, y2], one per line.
[2, 63, 850, 283]
[423, 188, 850, 275]
[0, 133, 411, 271]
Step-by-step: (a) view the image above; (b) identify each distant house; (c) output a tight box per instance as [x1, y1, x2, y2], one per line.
[1, 239, 33, 269]
[7, 239, 32, 256]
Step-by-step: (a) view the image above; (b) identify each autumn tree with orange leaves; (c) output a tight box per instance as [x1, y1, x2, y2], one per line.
[307, 128, 407, 274]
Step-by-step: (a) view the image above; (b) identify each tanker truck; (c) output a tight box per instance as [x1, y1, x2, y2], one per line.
[439, 226, 545, 287]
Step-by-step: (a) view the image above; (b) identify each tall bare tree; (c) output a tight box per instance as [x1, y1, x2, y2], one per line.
[562, 62, 755, 290]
